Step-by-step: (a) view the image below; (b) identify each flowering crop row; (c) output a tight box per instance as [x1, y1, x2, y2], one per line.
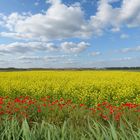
[0, 71, 140, 106]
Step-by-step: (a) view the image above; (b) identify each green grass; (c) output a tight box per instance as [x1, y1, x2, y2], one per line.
[0, 117, 140, 140]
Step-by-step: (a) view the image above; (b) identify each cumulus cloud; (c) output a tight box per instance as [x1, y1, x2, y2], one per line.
[0, 42, 58, 54]
[61, 42, 90, 53]
[117, 0, 140, 27]
[90, 0, 140, 33]
[0, 0, 140, 70]
[0, 0, 139, 41]
[90, 0, 120, 34]
[0, 41, 89, 54]
[0, 1, 91, 41]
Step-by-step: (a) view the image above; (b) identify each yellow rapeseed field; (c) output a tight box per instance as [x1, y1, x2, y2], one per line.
[0, 70, 140, 105]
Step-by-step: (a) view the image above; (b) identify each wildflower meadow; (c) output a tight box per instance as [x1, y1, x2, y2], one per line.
[0, 71, 140, 139]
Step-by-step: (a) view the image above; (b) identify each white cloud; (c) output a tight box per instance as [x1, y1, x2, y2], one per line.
[2, 13, 27, 31]
[91, 51, 101, 56]
[0, 41, 89, 54]
[118, 0, 140, 27]
[0, 0, 140, 42]
[0, 1, 91, 41]
[89, 0, 121, 35]
[61, 42, 90, 53]
[0, 0, 140, 41]
[0, 42, 56, 54]
[90, 0, 140, 33]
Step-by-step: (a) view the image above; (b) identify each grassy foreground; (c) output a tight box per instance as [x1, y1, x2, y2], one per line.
[0, 118, 140, 140]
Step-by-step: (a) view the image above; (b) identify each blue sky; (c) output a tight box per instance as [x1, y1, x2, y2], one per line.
[0, 0, 140, 68]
